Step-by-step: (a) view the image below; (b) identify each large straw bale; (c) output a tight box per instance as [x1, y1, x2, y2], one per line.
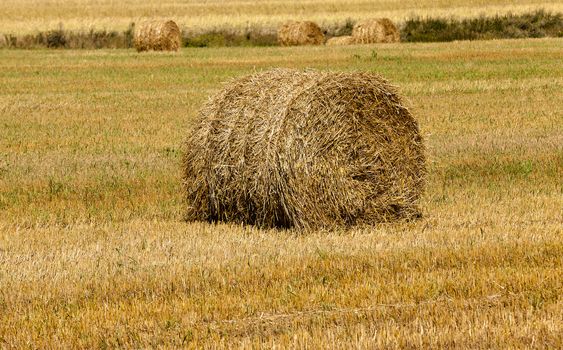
[134, 20, 181, 52]
[352, 18, 400, 44]
[183, 69, 425, 230]
[278, 21, 325, 46]
[326, 35, 354, 46]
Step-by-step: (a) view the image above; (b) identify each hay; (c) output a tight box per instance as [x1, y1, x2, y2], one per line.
[183, 69, 425, 230]
[134, 20, 181, 52]
[277, 21, 325, 46]
[325, 36, 354, 46]
[352, 18, 400, 44]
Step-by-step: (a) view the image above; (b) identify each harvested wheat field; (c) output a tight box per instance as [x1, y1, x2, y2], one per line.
[1, 0, 562, 35]
[278, 21, 325, 46]
[0, 38, 562, 348]
[134, 20, 181, 52]
[184, 69, 425, 229]
[352, 18, 400, 44]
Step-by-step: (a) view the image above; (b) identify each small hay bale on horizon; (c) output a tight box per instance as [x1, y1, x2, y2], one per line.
[183, 69, 426, 230]
[277, 21, 325, 46]
[352, 18, 400, 44]
[326, 35, 355, 46]
[134, 20, 181, 52]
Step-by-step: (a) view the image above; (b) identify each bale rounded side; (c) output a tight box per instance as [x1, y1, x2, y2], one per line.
[326, 35, 355, 46]
[134, 20, 181, 52]
[183, 69, 425, 230]
[277, 21, 325, 46]
[352, 18, 400, 44]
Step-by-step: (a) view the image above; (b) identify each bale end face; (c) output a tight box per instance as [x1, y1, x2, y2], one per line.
[184, 69, 425, 230]
[352, 18, 400, 44]
[134, 20, 181, 52]
[278, 21, 325, 46]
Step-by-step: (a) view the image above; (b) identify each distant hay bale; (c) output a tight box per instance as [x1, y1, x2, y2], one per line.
[134, 20, 181, 52]
[326, 35, 354, 46]
[278, 21, 325, 46]
[352, 18, 400, 44]
[183, 69, 425, 230]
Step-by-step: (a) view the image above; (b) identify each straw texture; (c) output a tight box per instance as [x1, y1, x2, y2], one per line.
[183, 69, 425, 230]
[352, 18, 400, 44]
[326, 36, 354, 46]
[278, 21, 325, 46]
[134, 20, 181, 52]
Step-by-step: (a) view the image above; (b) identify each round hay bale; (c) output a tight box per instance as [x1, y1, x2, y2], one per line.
[352, 18, 400, 44]
[183, 69, 425, 230]
[134, 20, 181, 52]
[277, 21, 325, 46]
[326, 35, 355, 46]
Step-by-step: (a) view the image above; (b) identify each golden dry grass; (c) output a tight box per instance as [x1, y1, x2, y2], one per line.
[0, 0, 561, 34]
[0, 38, 562, 347]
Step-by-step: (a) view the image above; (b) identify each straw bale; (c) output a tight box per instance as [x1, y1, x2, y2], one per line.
[134, 20, 181, 52]
[278, 21, 325, 46]
[326, 36, 354, 46]
[352, 18, 400, 44]
[183, 69, 425, 230]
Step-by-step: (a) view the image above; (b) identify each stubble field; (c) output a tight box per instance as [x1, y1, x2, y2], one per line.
[2, 0, 562, 34]
[0, 37, 562, 347]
